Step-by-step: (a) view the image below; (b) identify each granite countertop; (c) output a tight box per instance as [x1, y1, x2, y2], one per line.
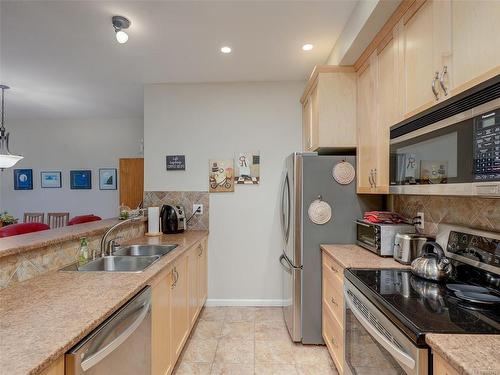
[0, 218, 146, 259]
[0, 230, 208, 375]
[320, 244, 410, 269]
[426, 334, 500, 375]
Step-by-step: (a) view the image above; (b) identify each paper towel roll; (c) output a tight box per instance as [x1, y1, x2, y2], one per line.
[148, 206, 160, 234]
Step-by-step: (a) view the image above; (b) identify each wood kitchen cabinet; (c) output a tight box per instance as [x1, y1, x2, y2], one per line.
[151, 269, 173, 375]
[448, 0, 500, 95]
[40, 357, 64, 375]
[151, 236, 209, 375]
[301, 66, 357, 152]
[322, 252, 345, 374]
[433, 352, 460, 375]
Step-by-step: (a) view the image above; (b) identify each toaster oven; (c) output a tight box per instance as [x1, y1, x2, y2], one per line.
[356, 221, 415, 257]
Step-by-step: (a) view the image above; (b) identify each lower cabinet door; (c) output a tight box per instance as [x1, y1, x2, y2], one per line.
[152, 271, 172, 375]
[171, 255, 189, 362]
[197, 239, 208, 308]
[188, 246, 199, 327]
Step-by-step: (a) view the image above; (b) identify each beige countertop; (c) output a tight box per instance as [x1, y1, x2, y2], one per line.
[320, 243, 410, 269]
[0, 230, 208, 375]
[0, 218, 146, 259]
[426, 334, 500, 375]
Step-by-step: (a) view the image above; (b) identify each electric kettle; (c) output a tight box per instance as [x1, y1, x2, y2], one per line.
[410, 241, 453, 282]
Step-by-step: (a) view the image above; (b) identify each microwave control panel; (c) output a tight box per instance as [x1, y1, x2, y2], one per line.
[473, 110, 500, 181]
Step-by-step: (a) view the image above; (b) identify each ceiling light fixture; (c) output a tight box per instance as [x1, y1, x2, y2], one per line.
[302, 43, 314, 51]
[0, 85, 23, 170]
[220, 46, 232, 54]
[112, 15, 130, 44]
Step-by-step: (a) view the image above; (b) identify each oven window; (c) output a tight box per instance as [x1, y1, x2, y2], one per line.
[345, 309, 406, 375]
[390, 118, 473, 185]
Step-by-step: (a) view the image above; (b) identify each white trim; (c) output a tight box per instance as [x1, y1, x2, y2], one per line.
[205, 299, 285, 307]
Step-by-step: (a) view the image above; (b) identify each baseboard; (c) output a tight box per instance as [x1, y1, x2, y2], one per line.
[205, 299, 285, 307]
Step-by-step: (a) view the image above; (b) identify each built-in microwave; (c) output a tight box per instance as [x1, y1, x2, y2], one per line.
[389, 76, 500, 196]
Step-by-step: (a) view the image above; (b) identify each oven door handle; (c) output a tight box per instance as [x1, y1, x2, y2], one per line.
[344, 290, 416, 370]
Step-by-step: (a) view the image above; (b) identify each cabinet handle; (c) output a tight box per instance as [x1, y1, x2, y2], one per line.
[368, 171, 374, 188]
[330, 336, 337, 348]
[432, 71, 440, 100]
[372, 169, 377, 189]
[330, 265, 338, 274]
[171, 267, 179, 289]
[439, 66, 448, 96]
[330, 297, 338, 306]
[198, 244, 203, 257]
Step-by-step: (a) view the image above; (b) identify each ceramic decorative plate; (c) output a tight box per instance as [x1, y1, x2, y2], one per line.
[308, 198, 332, 225]
[332, 161, 355, 185]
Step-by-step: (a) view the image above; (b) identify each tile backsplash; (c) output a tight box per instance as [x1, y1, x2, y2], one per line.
[392, 195, 500, 235]
[143, 191, 209, 231]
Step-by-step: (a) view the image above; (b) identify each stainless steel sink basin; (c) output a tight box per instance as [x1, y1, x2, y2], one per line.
[113, 244, 178, 257]
[61, 255, 160, 272]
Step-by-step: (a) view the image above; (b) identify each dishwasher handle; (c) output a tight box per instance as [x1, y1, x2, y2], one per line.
[80, 299, 151, 371]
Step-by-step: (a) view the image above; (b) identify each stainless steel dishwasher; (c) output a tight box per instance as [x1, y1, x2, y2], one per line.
[65, 286, 151, 375]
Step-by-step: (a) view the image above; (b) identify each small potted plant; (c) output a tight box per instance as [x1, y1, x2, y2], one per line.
[0, 212, 18, 228]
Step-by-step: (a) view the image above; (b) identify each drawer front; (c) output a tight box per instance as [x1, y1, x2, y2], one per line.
[323, 305, 344, 374]
[323, 263, 344, 326]
[322, 254, 344, 284]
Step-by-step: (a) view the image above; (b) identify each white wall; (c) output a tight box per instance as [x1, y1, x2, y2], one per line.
[0, 118, 143, 220]
[144, 82, 303, 305]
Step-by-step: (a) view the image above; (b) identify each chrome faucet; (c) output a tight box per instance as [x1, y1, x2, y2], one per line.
[100, 214, 143, 257]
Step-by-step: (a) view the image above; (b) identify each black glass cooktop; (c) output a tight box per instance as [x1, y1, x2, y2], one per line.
[345, 268, 500, 345]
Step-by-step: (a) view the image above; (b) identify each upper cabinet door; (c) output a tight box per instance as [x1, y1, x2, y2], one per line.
[450, 0, 500, 93]
[403, 0, 438, 118]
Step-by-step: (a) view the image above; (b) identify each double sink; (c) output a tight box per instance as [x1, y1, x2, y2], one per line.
[61, 244, 178, 273]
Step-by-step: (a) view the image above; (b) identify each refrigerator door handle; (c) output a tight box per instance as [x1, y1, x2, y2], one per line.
[280, 252, 302, 270]
[280, 173, 291, 245]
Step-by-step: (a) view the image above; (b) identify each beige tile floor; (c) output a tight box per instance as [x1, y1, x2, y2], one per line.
[173, 307, 339, 375]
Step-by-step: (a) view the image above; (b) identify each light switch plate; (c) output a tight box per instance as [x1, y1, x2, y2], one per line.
[193, 204, 203, 215]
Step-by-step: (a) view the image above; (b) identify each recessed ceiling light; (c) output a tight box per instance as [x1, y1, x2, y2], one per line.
[302, 44, 314, 51]
[220, 46, 232, 54]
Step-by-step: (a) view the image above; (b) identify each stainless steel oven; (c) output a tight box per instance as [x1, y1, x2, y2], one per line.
[344, 279, 429, 375]
[389, 76, 500, 196]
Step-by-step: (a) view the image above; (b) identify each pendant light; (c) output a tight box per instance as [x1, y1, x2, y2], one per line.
[0, 85, 23, 170]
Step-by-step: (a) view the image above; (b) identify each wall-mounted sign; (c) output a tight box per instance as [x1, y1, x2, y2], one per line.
[166, 155, 186, 171]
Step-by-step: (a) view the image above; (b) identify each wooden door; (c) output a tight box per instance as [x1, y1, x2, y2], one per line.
[152, 271, 172, 375]
[356, 53, 378, 194]
[403, 0, 437, 118]
[375, 33, 398, 194]
[119, 158, 144, 209]
[187, 247, 198, 328]
[198, 239, 208, 308]
[171, 255, 189, 362]
[450, 0, 500, 94]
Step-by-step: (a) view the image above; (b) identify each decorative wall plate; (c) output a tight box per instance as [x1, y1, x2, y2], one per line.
[308, 196, 332, 225]
[332, 161, 355, 185]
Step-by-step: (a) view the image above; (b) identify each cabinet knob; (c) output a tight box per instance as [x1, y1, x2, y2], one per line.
[330, 265, 338, 273]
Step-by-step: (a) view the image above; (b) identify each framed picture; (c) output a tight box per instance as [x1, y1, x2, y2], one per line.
[99, 168, 117, 190]
[209, 159, 234, 193]
[70, 170, 92, 189]
[41, 171, 62, 188]
[14, 169, 33, 190]
[234, 151, 260, 185]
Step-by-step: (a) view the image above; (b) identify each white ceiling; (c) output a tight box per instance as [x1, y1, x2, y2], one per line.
[0, 0, 358, 119]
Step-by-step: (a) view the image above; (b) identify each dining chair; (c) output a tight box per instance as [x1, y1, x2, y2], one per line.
[23, 212, 45, 224]
[47, 212, 70, 229]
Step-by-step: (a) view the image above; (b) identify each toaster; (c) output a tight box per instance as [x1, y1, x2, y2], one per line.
[393, 233, 430, 265]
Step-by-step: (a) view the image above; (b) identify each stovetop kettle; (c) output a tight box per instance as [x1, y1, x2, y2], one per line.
[411, 241, 453, 282]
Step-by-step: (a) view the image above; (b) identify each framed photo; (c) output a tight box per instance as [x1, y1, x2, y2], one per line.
[99, 168, 117, 190]
[234, 151, 260, 185]
[14, 169, 33, 190]
[70, 170, 92, 189]
[209, 159, 234, 193]
[41, 171, 62, 188]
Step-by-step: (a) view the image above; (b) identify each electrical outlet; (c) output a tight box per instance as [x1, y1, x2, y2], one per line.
[193, 204, 203, 215]
[416, 212, 425, 231]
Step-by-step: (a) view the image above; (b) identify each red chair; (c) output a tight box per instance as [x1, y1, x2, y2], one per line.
[0, 222, 50, 238]
[67, 215, 102, 226]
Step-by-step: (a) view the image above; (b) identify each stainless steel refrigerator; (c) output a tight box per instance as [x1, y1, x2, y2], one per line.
[279, 152, 382, 344]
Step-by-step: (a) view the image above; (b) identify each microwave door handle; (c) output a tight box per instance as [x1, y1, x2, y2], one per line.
[344, 290, 416, 370]
[80, 301, 151, 371]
